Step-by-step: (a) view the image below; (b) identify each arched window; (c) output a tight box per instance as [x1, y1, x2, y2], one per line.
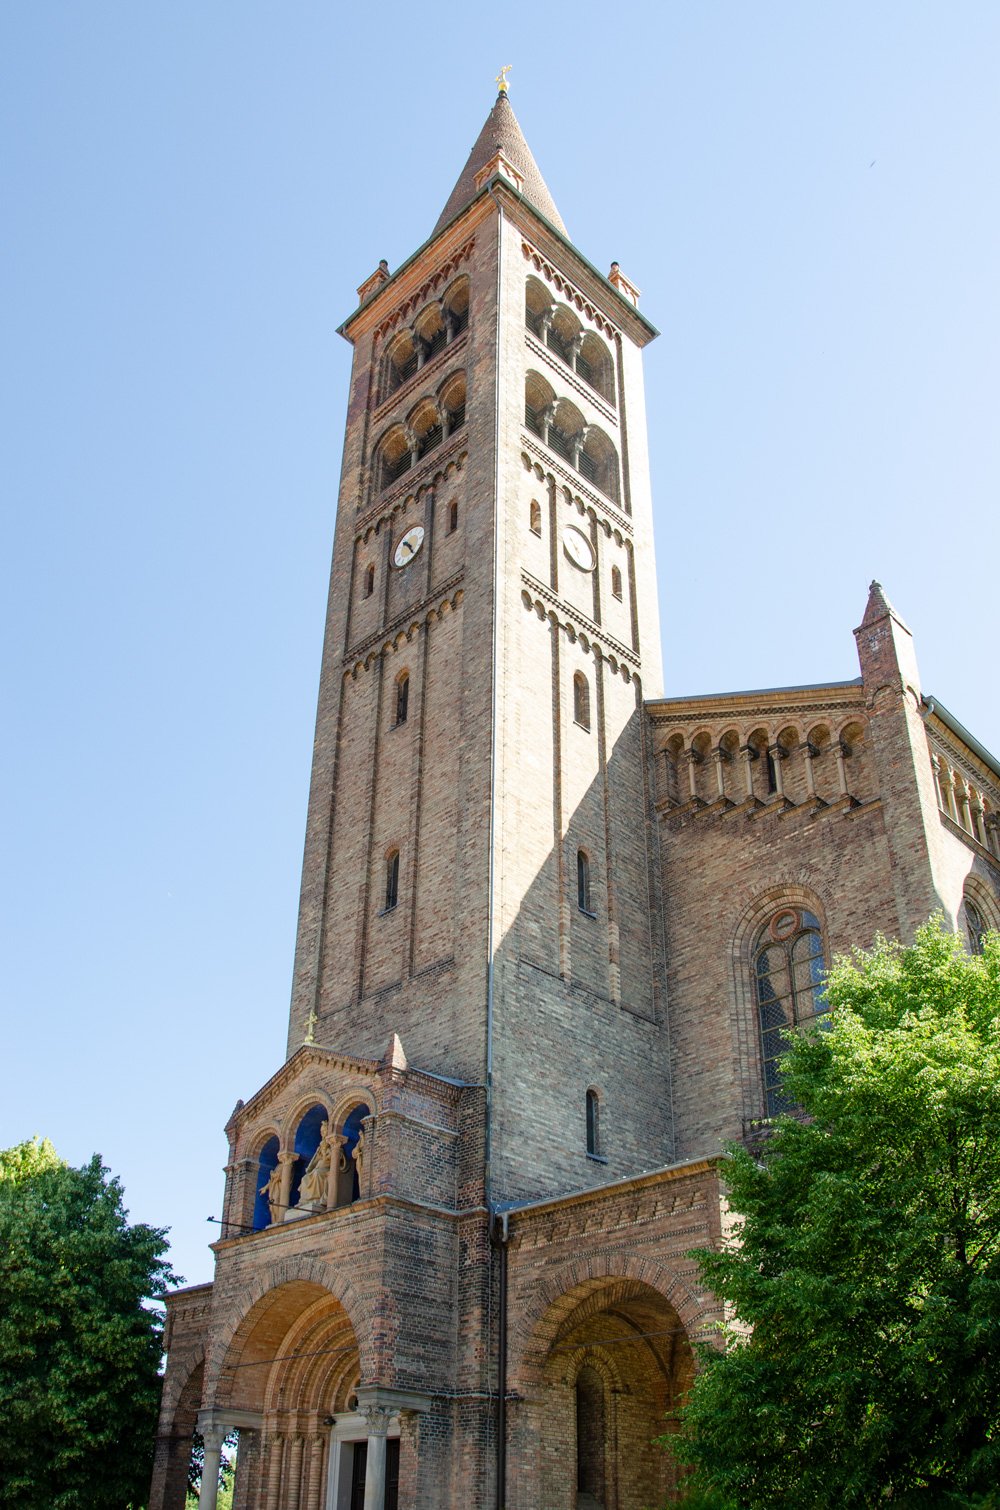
[252, 1135, 280, 1230]
[383, 331, 418, 398]
[341, 1102, 371, 1204]
[378, 427, 412, 491]
[576, 332, 615, 404]
[529, 499, 542, 535]
[363, 563, 375, 598]
[448, 499, 458, 534]
[384, 851, 399, 912]
[442, 275, 469, 340]
[438, 371, 466, 437]
[524, 275, 551, 338]
[289, 1103, 327, 1211]
[576, 1366, 606, 1505]
[966, 898, 986, 956]
[585, 1089, 600, 1156]
[573, 672, 590, 730]
[577, 850, 592, 914]
[394, 673, 409, 726]
[610, 564, 622, 600]
[754, 908, 828, 1116]
[578, 425, 620, 504]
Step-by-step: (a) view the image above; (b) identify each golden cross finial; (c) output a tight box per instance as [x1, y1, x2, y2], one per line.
[303, 1005, 317, 1045]
[496, 65, 511, 94]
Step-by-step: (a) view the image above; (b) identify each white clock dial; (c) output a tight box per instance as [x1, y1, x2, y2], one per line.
[393, 525, 425, 569]
[562, 524, 596, 572]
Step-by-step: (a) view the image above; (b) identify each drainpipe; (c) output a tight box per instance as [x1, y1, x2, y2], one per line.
[491, 1208, 510, 1510]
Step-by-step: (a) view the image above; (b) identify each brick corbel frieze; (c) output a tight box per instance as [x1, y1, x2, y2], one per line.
[356, 447, 468, 534]
[371, 239, 476, 342]
[344, 585, 465, 680]
[519, 444, 634, 537]
[520, 576, 640, 683]
[520, 239, 621, 341]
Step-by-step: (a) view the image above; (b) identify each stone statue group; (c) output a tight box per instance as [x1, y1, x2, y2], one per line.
[259, 1119, 367, 1224]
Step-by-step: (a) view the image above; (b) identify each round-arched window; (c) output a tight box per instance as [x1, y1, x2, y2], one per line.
[966, 898, 986, 956]
[754, 909, 827, 1116]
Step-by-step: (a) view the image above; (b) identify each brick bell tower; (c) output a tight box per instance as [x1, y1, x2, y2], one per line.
[288, 83, 670, 1201]
[153, 86, 688, 1510]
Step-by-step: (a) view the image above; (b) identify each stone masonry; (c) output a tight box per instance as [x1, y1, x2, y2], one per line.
[150, 89, 1000, 1510]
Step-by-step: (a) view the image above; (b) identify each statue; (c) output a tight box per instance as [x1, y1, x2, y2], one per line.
[259, 1164, 282, 1226]
[296, 1122, 333, 1212]
[353, 1128, 367, 1180]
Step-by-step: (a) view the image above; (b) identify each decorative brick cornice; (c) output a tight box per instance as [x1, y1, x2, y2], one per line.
[225, 1045, 380, 1134]
[519, 441, 632, 535]
[521, 240, 619, 340]
[344, 584, 465, 678]
[356, 446, 468, 531]
[372, 240, 476, 343]
[521, 571, 639, 676]
[523, 332, 617, 427]
[374, 332, 468, 414]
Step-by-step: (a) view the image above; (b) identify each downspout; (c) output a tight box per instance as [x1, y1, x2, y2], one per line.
[484, 177, 503, 1202]
[492, 1208, 510, 1510]
[485, 176, 506, 1510]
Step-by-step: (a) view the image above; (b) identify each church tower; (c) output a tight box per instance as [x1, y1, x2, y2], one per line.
[151, 81, 1000, 1510]
[287, 84, 671, 1202]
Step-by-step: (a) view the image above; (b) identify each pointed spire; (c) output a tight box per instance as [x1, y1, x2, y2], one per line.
[858, 580, 910, 634]
[381, 1032, 408, 1071]
[432, 92, 567, 240]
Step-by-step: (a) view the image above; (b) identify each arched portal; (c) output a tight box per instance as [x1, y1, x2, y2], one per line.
[516, 1276, 695, 1509]
[211, 1280, 364, 1510]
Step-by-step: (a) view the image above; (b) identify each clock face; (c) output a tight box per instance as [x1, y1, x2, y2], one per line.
[562, 524, 596, 572]
[393, 525, 425, 569]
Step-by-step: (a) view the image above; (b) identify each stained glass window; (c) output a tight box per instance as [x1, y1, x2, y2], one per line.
[754, 909, 827, 1116]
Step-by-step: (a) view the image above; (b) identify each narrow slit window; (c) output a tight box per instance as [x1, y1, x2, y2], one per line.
[573, 673, 590, 731]
[364, 563, 375, 599]
[530, 499, 542, 535]
[384, 851, 399, 912]
[395, 674, 409, 726]
[577, 850, 592, 914]
[611, 565, 622, 600]
[448, 500, 459, 534]
[586, 1089, 600, 1155]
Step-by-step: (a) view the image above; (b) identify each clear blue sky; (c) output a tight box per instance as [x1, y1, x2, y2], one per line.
[3, 3, 998, 1288]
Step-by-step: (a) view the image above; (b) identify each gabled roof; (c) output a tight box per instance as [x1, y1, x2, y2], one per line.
[432, 92, 567, 239]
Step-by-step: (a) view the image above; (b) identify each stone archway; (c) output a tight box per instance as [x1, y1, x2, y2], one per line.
[206, 1280, 363, 1510]
[509, 1274, 698, 1510]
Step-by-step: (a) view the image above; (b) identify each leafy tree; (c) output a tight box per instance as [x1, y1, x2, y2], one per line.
[0, 1137, 178, 1510]
[673, 920, 1000, 1509]
[186, 1431, 237, 1507]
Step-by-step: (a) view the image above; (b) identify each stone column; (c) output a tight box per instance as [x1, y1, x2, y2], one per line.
[802, 742, 817, 797]
[285, 1436, 304, 1510]
[264, 1433, 284, 1510]
[305, 1434, 326, 1510]
[197, 1424, 227, 1510]
[361, 1406, 393, 1510]
[740, 744, 756, 799]
[685, 748, 699, 800]
[834, 741, 850, 799]
[278, 1150, 297, 1220]
[769, 745, 785, 799]
[712, 747, 727, 799]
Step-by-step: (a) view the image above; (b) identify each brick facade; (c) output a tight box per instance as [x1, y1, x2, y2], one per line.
[151, 93, 1000, 1510]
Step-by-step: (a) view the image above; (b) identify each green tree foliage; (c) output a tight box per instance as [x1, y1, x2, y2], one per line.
[0, 1137, 178, 1510]
[675, 920, 1000, 1509]
[186, 1431, 237, 1504]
